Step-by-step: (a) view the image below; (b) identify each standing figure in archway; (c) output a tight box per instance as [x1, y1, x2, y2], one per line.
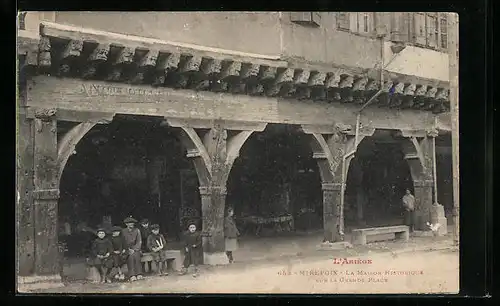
[402, 189, 416, 233]
[224, 207, 240, 263]
[122, 217, 144, 281]
[179, 223, 202, 277]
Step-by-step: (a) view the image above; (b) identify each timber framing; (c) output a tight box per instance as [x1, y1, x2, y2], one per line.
[19, 21, 451, 115]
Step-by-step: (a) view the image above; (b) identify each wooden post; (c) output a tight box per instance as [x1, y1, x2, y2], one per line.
[32, 109, 60, 277]
[448, 13, 459, 245]
[17, 111, 35, 276]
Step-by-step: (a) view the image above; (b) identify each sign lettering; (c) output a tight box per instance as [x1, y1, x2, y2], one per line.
[79, 83, 166, 100]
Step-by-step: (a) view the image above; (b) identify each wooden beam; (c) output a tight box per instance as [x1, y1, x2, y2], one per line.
[301, 124, 339, 134]
[165, 118, 267, 131]
[27, 76, 449, 132]
[397, 129, 428, 138]
[27, 107, 115, 123]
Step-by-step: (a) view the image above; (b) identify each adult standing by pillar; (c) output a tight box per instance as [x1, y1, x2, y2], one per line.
[224, 207, 239, 263]
[402, 188, 416, 232]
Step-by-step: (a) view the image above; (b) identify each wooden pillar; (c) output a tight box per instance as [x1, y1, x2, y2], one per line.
[17, 111, 35, 276]
[199, 185, 227, 254]
[169, 118, 266, 265]
[400, 129, 437, 230]
[303, 124, 374, 242]
[32, 108, 61, 277]
[413, 179, 434, 229]
[200, 125, 228, 260]
[321, 182, 343, 242]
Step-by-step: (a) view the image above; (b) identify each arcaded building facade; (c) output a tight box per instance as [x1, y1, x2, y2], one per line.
[17, 12, 453, 286]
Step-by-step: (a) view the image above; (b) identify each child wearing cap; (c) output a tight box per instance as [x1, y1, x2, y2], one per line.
[179, 222, 202, 277]
[90, 228, 114, 283]
[139, 218, 152, 273]
[110, 226, 126, 281]
[146, 224, 168, 276]
[122, 216, 143, 282]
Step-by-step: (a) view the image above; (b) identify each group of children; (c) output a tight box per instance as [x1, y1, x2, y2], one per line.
[89, 216, 203, 283]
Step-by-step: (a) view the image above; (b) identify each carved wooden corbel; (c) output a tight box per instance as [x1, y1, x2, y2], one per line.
[106, 47, 135, 82]
[401, 83, 417, 108]
[82, 43, 110, 79]
[265, 68, 294, 97]
[352, 77, 368, 104]
[338, 74, 354, 103]
[38, 37, 52, 69]
[153, 52, 181, 86]
[129, 49, 159, 84]
[34, 108, 57, 121]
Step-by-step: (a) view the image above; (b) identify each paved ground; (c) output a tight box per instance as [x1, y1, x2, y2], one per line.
[34, 233, 458, 294]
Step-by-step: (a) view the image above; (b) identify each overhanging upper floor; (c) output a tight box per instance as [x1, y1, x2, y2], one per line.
[17, 21, 451, 133]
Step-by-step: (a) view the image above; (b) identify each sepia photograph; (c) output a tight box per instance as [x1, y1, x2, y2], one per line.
[16, 11, 460, 294]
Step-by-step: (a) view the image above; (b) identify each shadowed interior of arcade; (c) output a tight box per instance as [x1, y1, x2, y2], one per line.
[226, 124, 323, 237]
[344, 130, 414, 230]
[58, 116, 200, 258]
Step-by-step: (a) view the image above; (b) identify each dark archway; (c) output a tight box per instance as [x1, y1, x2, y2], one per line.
[226, 124, 322, 237]
[58, 116, 198, 258]
[344, 130, 413, 229]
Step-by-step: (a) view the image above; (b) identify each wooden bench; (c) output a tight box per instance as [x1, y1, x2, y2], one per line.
[351, 225, 410, 245]
[141, 250, 183, 273]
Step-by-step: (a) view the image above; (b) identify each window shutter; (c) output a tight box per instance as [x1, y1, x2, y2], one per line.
[400, 12, 410, 41]
[312, 12, 321, 25]
[290, 12, 320, 27]
[426, 13, 438, 48]
[439, 15, 448, 49]
[413, 13, 427, 45]
[18, 12, 27, 30]
[290, 12, 312, 23]
[337, 12, 350, 30]
[350, 13, 358, 32]
[356, 13, 370, 33]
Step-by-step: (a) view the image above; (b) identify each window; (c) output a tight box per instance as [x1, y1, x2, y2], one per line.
[337, 12, 373, 34]
[426, 13, 438, 47]
[413, 13, 426, 45]
[290, 12, 321, 27]
[412, 12, 448, 50]
[439, 16, 448, 49]
[18, 12, 27, 30]
[354, 12, 373, 34]
[337, 12, 350, 30]
[363, 14, 369, 32]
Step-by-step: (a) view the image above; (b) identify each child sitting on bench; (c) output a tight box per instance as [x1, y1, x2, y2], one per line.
[110, 225, 126, 281]
[146, 224, 168, 276]
[90, 228, 113, 283]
